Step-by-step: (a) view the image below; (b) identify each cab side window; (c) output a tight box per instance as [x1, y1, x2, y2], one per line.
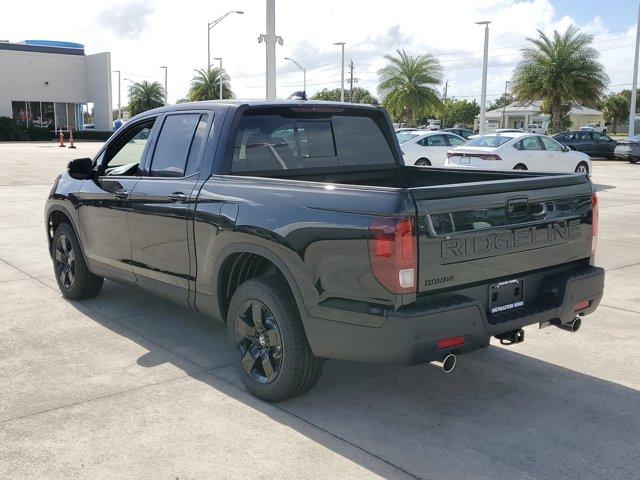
[102, 119, 156, 176]
[149, 113, 209, 177]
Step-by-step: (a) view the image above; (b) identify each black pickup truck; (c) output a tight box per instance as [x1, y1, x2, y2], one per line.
[46, 101, 604, 401]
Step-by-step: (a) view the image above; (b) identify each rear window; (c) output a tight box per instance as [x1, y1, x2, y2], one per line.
[466, 136, 512, 148]
[231, 112, 396, 172]
[397, 132, 419, 144]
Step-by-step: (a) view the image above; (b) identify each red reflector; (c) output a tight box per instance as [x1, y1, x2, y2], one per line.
[574, 300, 590, 311]
[437, 336, 465, 350]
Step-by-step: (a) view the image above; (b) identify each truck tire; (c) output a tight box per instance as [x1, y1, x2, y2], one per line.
[415, 158, 431, 166]
[227, 275, 323, 402]
[52, 223, 103, 300]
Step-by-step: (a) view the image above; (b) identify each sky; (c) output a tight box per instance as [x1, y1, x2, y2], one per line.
[1, 0, 638, 108]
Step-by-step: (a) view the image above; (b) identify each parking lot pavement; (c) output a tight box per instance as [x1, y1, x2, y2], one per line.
[1, 142, 639, 479]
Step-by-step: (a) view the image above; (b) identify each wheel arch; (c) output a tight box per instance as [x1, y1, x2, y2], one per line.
[212, 243, 308, 325]
[46, 205, 82, 258]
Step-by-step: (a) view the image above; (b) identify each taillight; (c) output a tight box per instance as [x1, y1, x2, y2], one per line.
[591, 192, 599, 256]
[368, 217, 417, 294]
[480, 154, 502, 161]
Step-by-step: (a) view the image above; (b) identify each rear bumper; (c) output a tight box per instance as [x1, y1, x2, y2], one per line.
[304, 265, 604, 364]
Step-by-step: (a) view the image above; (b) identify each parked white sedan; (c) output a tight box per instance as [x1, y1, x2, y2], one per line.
[444, 132, 591, 174]
[397, 131, 467, 166]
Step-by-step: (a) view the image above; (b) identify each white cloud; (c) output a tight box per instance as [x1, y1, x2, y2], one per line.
[0, 0, 637, 106]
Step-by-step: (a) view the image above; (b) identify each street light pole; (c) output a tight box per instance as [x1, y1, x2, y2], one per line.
[114, 70, 121, 120]
[160, 66, 167, 105]
[284, 57, 306, 94]
[207, 10, 243, 71]
[629, 2, 640, 137]
[334, 42, 345, 102]
[476, 20, 491, 134]
[213, 57, 223, 99]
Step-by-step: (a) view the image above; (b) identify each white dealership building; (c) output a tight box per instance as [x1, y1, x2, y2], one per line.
[0, 40, 112, 131]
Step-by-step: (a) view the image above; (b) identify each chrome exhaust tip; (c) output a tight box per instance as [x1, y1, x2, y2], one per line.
[556, 317, 582, 333]
[432, 353, 456, 373]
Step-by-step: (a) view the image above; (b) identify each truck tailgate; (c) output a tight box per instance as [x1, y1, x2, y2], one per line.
[410, 174, 595, 294]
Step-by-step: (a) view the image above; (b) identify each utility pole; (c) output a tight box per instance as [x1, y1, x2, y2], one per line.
[441, 80, 448, 128]
[501, 80, 510, 128]
[114, 70, 121, 120]
[259, 0, 282, 99]
[334, 42, 345, 102]
[160, 66, 167, 105]
[630, 1, 640, 137]
[476, 20, 491, 134]
[349, 60, 354, 102]
[213, 57, 223, 99]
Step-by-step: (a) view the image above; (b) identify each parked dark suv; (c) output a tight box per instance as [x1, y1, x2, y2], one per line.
[553, 130, 617, 159]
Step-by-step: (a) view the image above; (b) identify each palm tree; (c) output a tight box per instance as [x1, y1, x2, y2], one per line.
[602, 94, 629, 134]
[510, 26, 608, 134]
[128, 81, 165, 117]
[377, 50, 442, 127]
[188, 68, 233, 101]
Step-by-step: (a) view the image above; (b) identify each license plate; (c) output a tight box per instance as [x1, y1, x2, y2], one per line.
[460, 157, 471, 165]
[489, 279, 524, 314]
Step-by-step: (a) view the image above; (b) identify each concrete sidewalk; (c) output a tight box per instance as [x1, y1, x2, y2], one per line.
[1, 142, 639, 479]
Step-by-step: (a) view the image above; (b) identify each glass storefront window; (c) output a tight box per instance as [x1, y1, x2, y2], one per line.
[12, 101, 27, 126]
[42, 103, 55, 130]
[66, 103, 77, 130]
[55, 102, 68, 130]
[28, 101, 43, 128]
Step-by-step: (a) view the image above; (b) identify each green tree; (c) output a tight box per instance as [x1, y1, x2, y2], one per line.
[602, 94, 629, 134]
[128, 81, 165, 117]
[489, 93, 514, 111]
[377, 49, 442, 127]
[188, 68, 233, 101]
[510, 26, 608, 134]
[311, 87, 378, 104]
[441, 99, 480, 128]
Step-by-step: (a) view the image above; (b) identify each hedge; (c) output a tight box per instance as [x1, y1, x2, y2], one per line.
[0, 117, 113, 142]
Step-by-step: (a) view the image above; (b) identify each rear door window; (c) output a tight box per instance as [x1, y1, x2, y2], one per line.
[149, 113, 202, 177]
[539, 136, 562, 151]
[521, 137, 542, 150]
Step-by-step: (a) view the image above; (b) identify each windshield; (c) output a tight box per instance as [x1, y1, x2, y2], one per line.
[396, 132, 420, 144]
[465, 136, 512, 148]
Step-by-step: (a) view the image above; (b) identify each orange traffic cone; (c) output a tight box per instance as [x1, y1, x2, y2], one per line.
[58, 128, 65, 147]
[68, 128, 76, 149]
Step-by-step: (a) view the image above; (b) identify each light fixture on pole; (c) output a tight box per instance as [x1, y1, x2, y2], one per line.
[284, 57, 306, 94]
[213, 57, 223, 99]
[160, 66, 168, 105]
[475, 20, 491, 134]
[114, 70, 122, 120]
[334, 42, 346, 102]
[629, 2, 640, 137]
[207, 10, 243, 71]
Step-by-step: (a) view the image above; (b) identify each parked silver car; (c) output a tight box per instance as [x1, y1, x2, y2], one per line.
[614, 135, 640, 163]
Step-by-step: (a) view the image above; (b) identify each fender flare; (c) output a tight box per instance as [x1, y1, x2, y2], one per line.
[45, 204, 83, 258]
[211, 242, 311, 324]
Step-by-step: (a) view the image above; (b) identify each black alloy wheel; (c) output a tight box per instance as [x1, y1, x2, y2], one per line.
[234, 299, 283, 384]
[55, 234, 76, 289]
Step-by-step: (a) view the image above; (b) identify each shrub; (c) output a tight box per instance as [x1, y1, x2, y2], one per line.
[0, 117, 27, 141]
[25, 126, 53, 141]
[73, 130, 113, 141]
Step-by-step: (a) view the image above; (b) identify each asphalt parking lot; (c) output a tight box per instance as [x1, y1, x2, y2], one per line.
[1, 141, 639, 479]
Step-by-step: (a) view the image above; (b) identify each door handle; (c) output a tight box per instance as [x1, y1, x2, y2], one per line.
[168, 192, 188, 203]
[114, 189, 129, 199]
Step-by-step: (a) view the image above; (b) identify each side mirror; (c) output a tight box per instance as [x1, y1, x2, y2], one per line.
[67, 158, 94, 180]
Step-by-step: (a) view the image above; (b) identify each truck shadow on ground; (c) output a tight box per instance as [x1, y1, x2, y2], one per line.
[68, 279, 640, 480]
